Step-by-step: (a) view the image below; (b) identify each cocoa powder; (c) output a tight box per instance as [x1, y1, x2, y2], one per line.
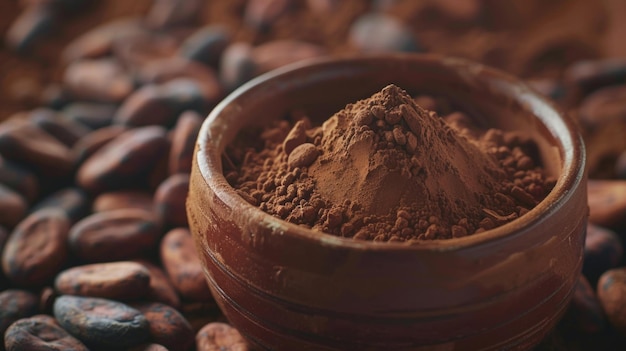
[227, 84, 554, 241]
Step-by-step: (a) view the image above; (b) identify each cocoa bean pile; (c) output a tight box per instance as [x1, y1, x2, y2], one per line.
[1, 0, 626, 350]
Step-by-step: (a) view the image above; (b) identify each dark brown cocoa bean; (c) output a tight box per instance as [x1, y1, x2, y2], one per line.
[93, 190, 154, 213]
[179, 26, 231, 68]
[62, 18, 147, 62]
[146, 0, 204, 28]
[77, 126, 169, 193]
[2, 209, 70, 287]
[29, 108, 91, 147]
[584, 223, 623, 284]
[0, 184, 28, 228]
[154, 174, 189, 227]
[53, 295, 150, 348]
[55, 261, 151, 300]
[587, 180, 626, 229]
[348, 13, 419, 53]
[5, 5, 55, 53]
[112, 32, 179, 70]
[72, 125, 128, 165]
[134, 259, 181, 309]
[0, 120, 75, 177]
[4, 314, 89, 351]
[114, 80, 212, 127]
[0, 290, 39, 337]
[578, 85, 626, 129]
[30, 187, 90, 223]
[252, 40, 326, 74]
[62, 103, 117, 130]
[598, 268, 626, 335]
[69, 209, 161, 263]
[570, 274, 606, 333]
[219, 43, 257, 92]
[39, 286, 56, 315]
[196, 322, 250, 351]
[0, 156, 39, 203]
[160, 228, 212, 302]
[135, 302, 194, 350]
[137, 58, 222, 104]
[63, 59, 134, 103]
[169, 111, 202, 175]
[564, 59, 626, 105]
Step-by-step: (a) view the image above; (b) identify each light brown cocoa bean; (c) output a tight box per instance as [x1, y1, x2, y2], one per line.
[196, 322, 250, 351]
[160, 228, 212, 302]
[54, 261, 151, 300]
[69, 209, 161, 263]
[93, 190, 154, 213]
[2, 209, 70, 287]
[63, 59, 134, 103]
[588, 180, 626, 228]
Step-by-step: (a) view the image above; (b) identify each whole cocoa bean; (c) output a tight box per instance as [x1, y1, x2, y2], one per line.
[0, 290, 39, 337]
[160, 228, 212, 302]
[62, 18, 147, 62]
[77, 126, 169, 193]
[252, 40, 326, 74]
[135, 302, 194, 350]
[219, 43, 257, 92]
[62, 102, 117, 130]
[30, 187, 90, 223]
[5, 5, 54, 53]
[154, 174, 189, 227]
[146, 0, 204, 28]
[4, 315, 89, 351]
[243, 0, 294, 32]
[93, 190, 154, 213]
[584, 223, 623, 283]
[570, 274, 606, 333]
[0, 184, 28, 228]
[72, 125, 128, 165]
[134, 259, 181, 309]
[196, 322, 250, 351]
[0, 121, 75, 177]
[0, 156, 39, 203]
[564, 59, 626, 105]
[63, 59, 134, 103]
[348, 13, 419, 53]
[587, 180, 626, 228]
[179, 25, 231, 68]
[169, 111, 202, 175]
[29, 108, 90, 147]
[69, 209, 161, 262]
[53, 295, 150, 348]
[112, 32, 179, 70]
[579, 85, 626, 129]
[598, 268, 626, 335]
[54, 261, 151, 300]
[2, 209, 70, 287]
[114, 80, 212, 127]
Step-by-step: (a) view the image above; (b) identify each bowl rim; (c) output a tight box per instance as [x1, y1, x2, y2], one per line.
[194, 53, 586, 252]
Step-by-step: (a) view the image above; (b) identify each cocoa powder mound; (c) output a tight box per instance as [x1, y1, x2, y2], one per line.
[227, 84, 555, 241]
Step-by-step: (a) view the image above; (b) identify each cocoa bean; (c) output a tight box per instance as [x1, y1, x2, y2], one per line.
[196, 322, 250, 351]
[0, 184, 28, 228]
[578, 85, 626, 129]
[1, 209, 70, 287]
[154, 174, 189, 227]
[77, 126, 169, 193]
[160, 228, 212, 302]
[169, 111, 202, 175]
[61, 102, 117, 130]
[112, 32, 179, 70]
[570, 274, 606, 333]
[179, 26, 231, 68]
[53, 295, 150, 348]
[30, 187, 90, 223]
[348, 13, 419, 53]
[130, 344, 169, 351]
[5, 5, 55, 53]
[28, 108, 90, 147]
[135, 302, 194, 350]
[587, 180, 626, 229]
[63, 59, 134, 103]
[564, 59, 626, 105]
[4, 314, 89, 351]
[54, 261, 151, 300]
[69, 209, 161, 263]
[598, 268, 626, 335]
[0, 290, 39, 337]
[146, 0, 204, 28]
[243, 0, 294, 32]
[72, 125, 128, 165]
[134, 259, 181, 309]
[584, 223, 623, 284]
[93, 190, 154, 213]
[0, 156, 39, 203]
[219, 43, 257, 92]
[252, 40, 326, 74]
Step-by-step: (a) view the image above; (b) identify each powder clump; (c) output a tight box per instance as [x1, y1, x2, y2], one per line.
[226, 84, 554, 241]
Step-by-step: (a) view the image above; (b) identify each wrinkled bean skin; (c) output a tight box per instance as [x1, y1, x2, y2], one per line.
[69, 209, 161, 263]
[196, 322, 250, 351]
[54, 261, 151, 300]
[4, 314, 89, 351]
[0, 290, 39, 338]
[2, 209, 70, 287]
[160, 228, 212, 302]
[135, 302, 195, 350]
[53, 295, 150, 349]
